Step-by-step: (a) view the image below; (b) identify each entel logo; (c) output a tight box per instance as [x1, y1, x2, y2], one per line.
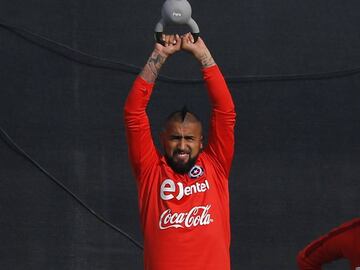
[160, 179, 210, 201]
[172, 12, 182, 17]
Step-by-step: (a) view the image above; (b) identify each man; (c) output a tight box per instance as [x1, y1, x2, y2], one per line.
[297, 218, 360, 270]
[124, 33, 236, 270]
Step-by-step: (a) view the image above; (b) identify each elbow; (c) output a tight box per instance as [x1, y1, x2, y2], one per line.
[227, 100, 236, 118]
[123, 96, 132, 116]
[123, 103, 131, 118]
[228, 106, 237, 122]
[214, 103, 236, 116]
[232, 105, 237, 118]
[123, 97, 137, 120]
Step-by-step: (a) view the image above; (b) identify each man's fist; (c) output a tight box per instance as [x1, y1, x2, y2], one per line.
[155, 34, 182, 58]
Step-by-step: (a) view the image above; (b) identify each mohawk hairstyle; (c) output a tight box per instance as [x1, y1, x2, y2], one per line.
[165, 105, 201, 124]
[180, 105, 189, 122]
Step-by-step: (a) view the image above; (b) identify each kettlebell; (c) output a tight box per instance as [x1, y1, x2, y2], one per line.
[154, 0, 200, 45]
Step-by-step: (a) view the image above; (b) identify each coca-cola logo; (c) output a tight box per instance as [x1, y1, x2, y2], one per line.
[159, 205, 213, 230]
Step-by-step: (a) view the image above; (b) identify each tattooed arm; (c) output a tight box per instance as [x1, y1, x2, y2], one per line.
[181, 33, 216, 68]
[124, 34, 182, 177]
[140, 34, 182, 83]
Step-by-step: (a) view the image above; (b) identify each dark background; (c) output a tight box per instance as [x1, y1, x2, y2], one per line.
[1, 0, 360, 269]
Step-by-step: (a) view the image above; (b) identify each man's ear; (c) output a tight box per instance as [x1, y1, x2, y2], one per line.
[200, 135, 203, 150]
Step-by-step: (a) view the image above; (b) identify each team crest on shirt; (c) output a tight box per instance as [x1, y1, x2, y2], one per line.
[189, 165, 204, 179]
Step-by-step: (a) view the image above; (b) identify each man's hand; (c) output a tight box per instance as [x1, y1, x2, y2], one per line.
[155, 34, 182, 59]
[181, 33, 216, 68]
[140, 34, 181, 83]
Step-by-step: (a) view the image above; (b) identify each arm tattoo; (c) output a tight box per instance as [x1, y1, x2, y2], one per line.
[140, 52, 167, 83]
[199, 52, 215, 68]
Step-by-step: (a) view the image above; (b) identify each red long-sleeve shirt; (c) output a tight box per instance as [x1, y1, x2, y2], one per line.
[124, 65, 236, 270]
[297, 218, 360, 270]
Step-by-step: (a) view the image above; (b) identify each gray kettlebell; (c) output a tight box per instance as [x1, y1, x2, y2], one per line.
[154, 0, 200, 45]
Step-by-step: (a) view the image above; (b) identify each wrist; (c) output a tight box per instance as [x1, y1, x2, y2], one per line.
[153, 48, 169, 61]
[196, 50, 215, 68]
[148, 49, 168, 70]
[139, 49, 167, 83]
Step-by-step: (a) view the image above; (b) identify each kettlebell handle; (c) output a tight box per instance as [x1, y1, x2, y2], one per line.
[154, 13, 200, 45]
[154, 31, 200, 46]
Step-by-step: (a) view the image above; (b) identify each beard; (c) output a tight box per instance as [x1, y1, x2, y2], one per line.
[164, 151, 200, 174]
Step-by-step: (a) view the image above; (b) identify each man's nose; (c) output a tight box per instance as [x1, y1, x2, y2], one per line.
[178, 138, 186, 150]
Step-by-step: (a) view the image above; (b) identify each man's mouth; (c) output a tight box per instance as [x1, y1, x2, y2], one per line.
[165, 150, 198, 174]
[174, 152, 190, 162]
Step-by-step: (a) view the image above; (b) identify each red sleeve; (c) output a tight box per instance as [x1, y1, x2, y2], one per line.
[123, 76, 159, 181]
[297, 221, 353, 270]
[202, 65, 236, 178]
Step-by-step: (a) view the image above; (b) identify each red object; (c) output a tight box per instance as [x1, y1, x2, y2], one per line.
[124, 65, 236, 270]
[297, 218, 360, 270]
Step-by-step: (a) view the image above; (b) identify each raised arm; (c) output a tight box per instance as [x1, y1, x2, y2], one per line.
[124, 35, 181, 179]
[181, 34, 236, 177]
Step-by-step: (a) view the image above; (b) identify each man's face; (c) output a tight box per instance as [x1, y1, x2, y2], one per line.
[161, 120, 203, 174]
